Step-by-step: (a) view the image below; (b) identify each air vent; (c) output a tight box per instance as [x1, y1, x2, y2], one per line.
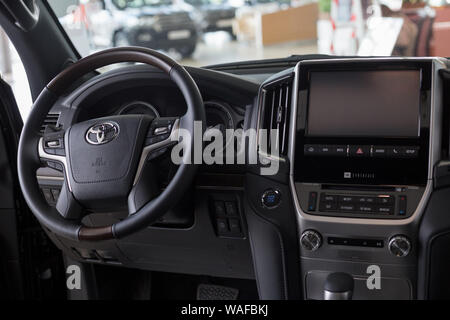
[40, 113, 60, 133]
[259, 76, 293, 156]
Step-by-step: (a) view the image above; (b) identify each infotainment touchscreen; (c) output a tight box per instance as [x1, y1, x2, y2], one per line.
[306, 70, 421, 138]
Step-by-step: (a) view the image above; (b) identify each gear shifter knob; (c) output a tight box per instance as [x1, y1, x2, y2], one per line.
[324, 272, 354, 300]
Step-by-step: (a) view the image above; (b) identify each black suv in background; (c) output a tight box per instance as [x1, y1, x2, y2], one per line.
[177, 0, 236, 36]
[109, 0, 198, 57]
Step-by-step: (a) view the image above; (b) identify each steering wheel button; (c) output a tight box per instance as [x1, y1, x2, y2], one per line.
[47, 161, 64, 172]
[145, 133, 170, 146]
[44, 148, 56, 155]
[54, 149, 66, 156]
[154, 126, 170, 135]
[46, 140, 60, 148]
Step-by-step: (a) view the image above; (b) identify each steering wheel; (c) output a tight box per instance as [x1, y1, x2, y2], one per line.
[17, 47, 205, 242]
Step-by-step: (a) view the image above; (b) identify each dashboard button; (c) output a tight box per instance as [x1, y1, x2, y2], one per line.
[214, 201, 226, 216]
[338, 195, 354, 203]
[225, 201, 238, 216]
[261, 189, 281, 208]
[338, 204, 355, 212]
[333, 145, 348, 156]
[318, 145, 332, 155]
[387, 146, 403, 158]
[216, 218, 228, 234]
[349, 145, 370, 157]
[304, 144, 320, 156]
[229, 219, 241, 234]
[402, 146, 419, 158]
[319, 202, 337, 211]
[376, 196, 395, 205]
[308, 192, 318, 211]
[376, 206, 394, 215]
[321, 194, 338, 203]
[372, 240, 384, 248]
[355, 196, 376, 204]
[356, 205, 375, 213]
[398, 195, 407, 215]
[372, 146, 388, 158]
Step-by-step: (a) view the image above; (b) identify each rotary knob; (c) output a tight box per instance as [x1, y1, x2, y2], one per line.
[388, 235, 411, 257]
[300, 230, 322, 251]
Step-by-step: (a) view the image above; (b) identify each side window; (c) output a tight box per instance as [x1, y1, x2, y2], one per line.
[0, 28, 32, 121]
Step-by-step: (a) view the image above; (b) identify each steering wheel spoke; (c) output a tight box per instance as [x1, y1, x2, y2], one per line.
[55, 180, 84, 220]
[128, 117, 181, 214]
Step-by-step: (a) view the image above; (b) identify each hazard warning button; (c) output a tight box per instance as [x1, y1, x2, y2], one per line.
[349, 145, 371, 157]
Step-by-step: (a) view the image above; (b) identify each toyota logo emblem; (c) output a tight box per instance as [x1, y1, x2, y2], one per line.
[85, 122, 119, 145]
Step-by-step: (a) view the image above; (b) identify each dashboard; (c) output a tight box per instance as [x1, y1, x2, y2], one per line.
[75, 80, 245, 135]
[36, 57, 450, 300]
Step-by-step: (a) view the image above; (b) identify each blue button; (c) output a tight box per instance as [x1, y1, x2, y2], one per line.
[262, 189, 281, 208]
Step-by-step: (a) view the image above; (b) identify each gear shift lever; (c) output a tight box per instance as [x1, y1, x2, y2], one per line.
[324, 272, 354, 300]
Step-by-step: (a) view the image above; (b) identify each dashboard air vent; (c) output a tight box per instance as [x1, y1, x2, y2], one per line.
[40, 113, 60, 133]
[259, 75, 294, 156]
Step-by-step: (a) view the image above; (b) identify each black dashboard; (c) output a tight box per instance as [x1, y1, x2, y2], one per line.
[36, 56, 450, 300]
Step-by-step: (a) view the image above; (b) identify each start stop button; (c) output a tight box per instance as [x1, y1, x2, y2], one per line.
[261, 189, 281, 209]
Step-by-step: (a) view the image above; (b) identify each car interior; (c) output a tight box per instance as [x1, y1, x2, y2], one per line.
[0, 0, 450, 301]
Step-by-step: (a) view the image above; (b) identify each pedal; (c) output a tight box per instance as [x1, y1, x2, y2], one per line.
[196, 284, 239, 300]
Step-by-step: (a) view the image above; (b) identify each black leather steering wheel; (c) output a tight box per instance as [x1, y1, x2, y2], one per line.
[17, 47, 205, 242]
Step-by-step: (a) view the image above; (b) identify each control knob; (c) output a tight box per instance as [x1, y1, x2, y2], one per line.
[388, 235, 411, 257]
[300, 230, 322, 251]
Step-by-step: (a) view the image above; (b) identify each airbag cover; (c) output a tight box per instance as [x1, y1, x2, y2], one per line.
[66, 115, 149, 208]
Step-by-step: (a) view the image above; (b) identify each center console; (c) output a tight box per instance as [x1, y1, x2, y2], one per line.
[289, 58, 445, 299]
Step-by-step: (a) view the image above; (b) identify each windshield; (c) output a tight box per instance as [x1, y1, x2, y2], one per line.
[47, 0, 450, 68]
[184, 0, 227, 5]
[112, 0, 173, 9]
